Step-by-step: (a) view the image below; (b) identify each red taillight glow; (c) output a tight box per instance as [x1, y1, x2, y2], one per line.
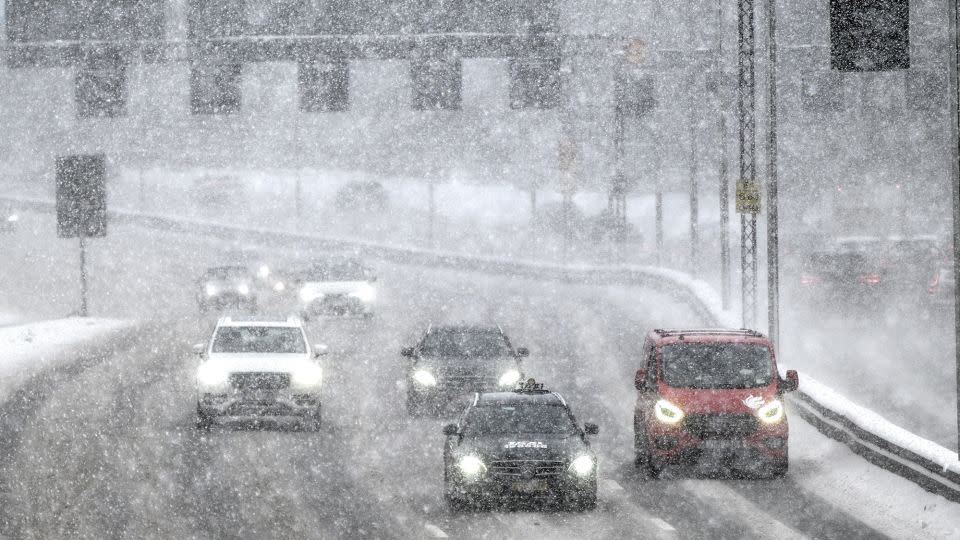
[859, 274, 882, 285]
[929, 272, 941, 294]
[800, 274, 822, 285]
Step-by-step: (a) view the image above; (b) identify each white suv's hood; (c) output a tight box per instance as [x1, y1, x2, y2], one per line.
[206, 353, 312, 373]
[299, 280, 374, 302]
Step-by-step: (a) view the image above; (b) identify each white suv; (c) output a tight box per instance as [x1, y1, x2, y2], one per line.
[195, 317, 326, 431]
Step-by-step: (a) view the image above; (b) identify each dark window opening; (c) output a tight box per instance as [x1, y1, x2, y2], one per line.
[830, 0, 909, 72]
[191, 62, 242, 115]
[75, 49, 127, 118]
[412, 58, 462, 111]
[299, 59, 350, 112]
[509, 57, 560, 110]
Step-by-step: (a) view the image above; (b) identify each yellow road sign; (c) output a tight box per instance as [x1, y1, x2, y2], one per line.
[736, 180, 761, 214]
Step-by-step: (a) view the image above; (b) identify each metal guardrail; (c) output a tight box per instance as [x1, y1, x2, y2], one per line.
[6, 194, 960, 501]
[791, 390, 960, 503]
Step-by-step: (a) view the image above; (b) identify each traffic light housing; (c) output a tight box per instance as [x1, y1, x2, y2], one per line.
[56, 154, 107, 238]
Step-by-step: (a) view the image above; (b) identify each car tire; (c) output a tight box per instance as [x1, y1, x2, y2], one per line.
[769, 460, 788, 478]
[195, 405, 213, 431]
[647, 458, 665, 479]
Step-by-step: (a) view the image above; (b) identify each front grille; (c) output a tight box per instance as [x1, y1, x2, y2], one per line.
[230, 372, 290, 390]
[489, 460, 565, 479]
[440, 376, 496, 390]
[684, 413, 758, 439]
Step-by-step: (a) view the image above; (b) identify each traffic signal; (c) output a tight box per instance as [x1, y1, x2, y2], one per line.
[830, 0, 909, 71]
[56, 154, 107, 238]
[509, 57, 561, 110]
[411, 58, 462, 111]
[299, 59, 350, 112]
[75, 48, 127, 118]
[190, 61, 242, 114]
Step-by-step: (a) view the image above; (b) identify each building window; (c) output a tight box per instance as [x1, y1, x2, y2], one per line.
[299, 59, 350, 112]
[411, 58, 462, 111]
[509, 57, 560, 110]
[616, 72, 658, 118]
[191, 62, 242, 114]
[830, 0, 909, 72]
[75, 49, 127, 118]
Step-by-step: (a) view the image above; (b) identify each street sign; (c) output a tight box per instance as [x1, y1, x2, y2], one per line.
[736, 179, 761, 214]
[56, 154, 107, 238]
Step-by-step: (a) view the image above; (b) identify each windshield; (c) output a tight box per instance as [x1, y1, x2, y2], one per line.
[211, 327, 306, 354]
[661, 343, 773, 389]
[300, 262, 366, 281]
[463, 404, 578, 436]
[205, 267, 249, 280]
[420, 329, 512, 358]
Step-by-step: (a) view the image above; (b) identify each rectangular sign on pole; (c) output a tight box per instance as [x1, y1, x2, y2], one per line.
[736, 179, 761, 214]
[56, 154, 107, 238]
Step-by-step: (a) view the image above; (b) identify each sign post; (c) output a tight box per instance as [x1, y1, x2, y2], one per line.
[56, 154, 107, 317]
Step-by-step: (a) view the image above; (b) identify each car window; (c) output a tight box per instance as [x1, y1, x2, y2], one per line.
[212, 327, 306, 354]
[300, 261, 365, 281]
[462, 404, 578, 436]
[420, 329, 511, 358]
[661, 342, 773, 389]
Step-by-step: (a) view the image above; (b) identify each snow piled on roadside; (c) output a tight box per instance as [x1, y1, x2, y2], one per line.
[0, 318, 136, 402]
[799, 373, 960, 475]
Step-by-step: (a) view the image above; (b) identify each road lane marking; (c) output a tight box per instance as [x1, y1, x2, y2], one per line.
[650, 518, 676, 532]
[424, 523, 448, 538]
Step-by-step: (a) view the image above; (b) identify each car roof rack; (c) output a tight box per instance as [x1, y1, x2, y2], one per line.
[514, 378, 551, 394]
[652, 328, 766, 338]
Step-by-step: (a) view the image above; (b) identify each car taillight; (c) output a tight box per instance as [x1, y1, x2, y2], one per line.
[800, 274, 822, 285]
[859, 274, 882, 285]
[929, 272, 941, 294]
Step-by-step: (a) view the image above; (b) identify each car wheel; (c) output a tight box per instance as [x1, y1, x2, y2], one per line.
[647, 458, 665, 479]
[195, 405, 213, 431]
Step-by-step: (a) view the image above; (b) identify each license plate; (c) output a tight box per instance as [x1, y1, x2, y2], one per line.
[703, 439, 746, 450]
[512, 480, 546, 494]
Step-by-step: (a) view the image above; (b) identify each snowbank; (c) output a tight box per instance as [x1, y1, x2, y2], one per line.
[797, 373, 960, 476]
[0, 318, 137, 402]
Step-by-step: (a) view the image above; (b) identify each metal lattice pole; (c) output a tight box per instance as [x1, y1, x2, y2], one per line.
[738, 0, 758, 327]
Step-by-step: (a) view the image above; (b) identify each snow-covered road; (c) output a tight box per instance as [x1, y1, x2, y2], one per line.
[0, 212, 958, 538]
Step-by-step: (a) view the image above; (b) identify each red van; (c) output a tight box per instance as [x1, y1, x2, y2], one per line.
[633, 329, 798, 478]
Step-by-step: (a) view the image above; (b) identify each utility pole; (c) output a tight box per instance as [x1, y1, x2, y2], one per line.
[689, 89, 700, 276]
[766, 0, 780, 347]
[738, 0, 759, 328]
[948, 0, 960, 456]
[717, 0, 732, 310]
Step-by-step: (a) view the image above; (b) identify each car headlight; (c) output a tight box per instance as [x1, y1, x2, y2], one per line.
[273, 281, 286, 292]
[757, 399, 785, 425]
[292, 365, 323, 387]
[498, 369, 521, 387]
[257, 265, 271, 279]
[6, 214, 18, 223]
[569, 455, 595, 477]
[350, 283, 377, 303]
[654, 399, 685, 425]
[204, 284, 218, 297]
[197, 364, 228, 387]
[457, 455, 487, 479]
[237, 283, 250, 296]
[300, 287, 319, 303]
[413, 369, 437, 386]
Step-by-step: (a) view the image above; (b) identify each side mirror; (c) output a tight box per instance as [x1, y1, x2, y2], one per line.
[516, 347, 530, 358]
[401, 347, 415, 358]
[313, 344, 329, 358]
[584, 423, 599, 435]
[782, 370, 799, 393]
[634, 368, 648, 391]
[192, 343, 206, 358]
[442, 423, 459, 436]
